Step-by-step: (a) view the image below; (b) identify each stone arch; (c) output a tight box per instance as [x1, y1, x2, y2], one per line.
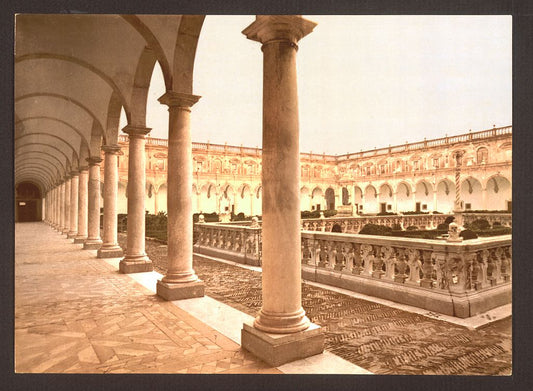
[311, 186, 324, 211]
[485, 175, 511, 211]
[396, 182, 413, 213]
[15, 181, 43, 222]
[379, 183, 393, 212]
[364, 184, 378, 214]
[415, 180, 434, 212]
[301, 186, 311, 211]
[325, 187, 335, 210]
[341, 186, 350, 205]
[436, 178, 454, 213]
[461, 177, 483, 210]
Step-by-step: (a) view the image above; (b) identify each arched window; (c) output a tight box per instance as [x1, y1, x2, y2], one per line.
[477, 147, 489, 164]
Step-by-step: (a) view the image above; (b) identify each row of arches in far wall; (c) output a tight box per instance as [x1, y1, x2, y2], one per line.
[112, 174, 511, 216]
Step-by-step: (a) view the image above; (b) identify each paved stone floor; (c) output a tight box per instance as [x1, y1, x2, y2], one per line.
[15, 223, 281, 374]
[126, 235, 512, 376]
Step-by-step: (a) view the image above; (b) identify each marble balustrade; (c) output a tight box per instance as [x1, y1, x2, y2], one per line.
[193, 222, 511, 317]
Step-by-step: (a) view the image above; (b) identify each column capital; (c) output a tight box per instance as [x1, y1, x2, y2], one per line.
[86, 156, 103, 166]
[242, 15, 317, 46]
[64, 175, 71, 180]
[122, 125, 151, 137]
[79, 165, 89, 172]
[158, 91, 201, 108]
[70, 170, 79, 176]
[102, 144, 122, 154]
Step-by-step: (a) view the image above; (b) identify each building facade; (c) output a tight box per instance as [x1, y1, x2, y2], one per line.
[109, 125, 512, 216]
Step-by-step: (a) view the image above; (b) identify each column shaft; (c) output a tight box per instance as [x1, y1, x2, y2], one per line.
[63, 177, 71, 234]
[240, 15, 323, 367]
[119, 127, 153, 273]
[83, 158, 103, 249]
[75, 168, 89, 243]
[98, 145, 123, 258]
[156, 92, 204, 300]
[68, 173, 79, 238]
[59, 182, 65, 232]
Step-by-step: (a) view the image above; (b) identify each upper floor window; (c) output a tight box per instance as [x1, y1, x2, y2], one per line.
[477, 147, 489, 164]
[432, 158, 439, 168]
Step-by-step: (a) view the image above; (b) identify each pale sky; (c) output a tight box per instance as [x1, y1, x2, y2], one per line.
[121, 15, 512, 155]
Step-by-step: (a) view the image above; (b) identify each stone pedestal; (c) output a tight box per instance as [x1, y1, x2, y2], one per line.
[156, 91, 203, 299]
[119, 126, 153, 273]
[156, 280, 205, 301]
[241, 15, 322, 363]
[97, 144, 123, 259]
[74, 167, 89, 243]
[83, 157, 103, 250]
[241, 321, 324, 367]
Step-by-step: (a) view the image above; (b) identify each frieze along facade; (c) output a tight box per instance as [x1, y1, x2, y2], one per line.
[106, 125, 511, 217]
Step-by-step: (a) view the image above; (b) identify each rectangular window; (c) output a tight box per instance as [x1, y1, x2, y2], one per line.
[387, 204, 392, 211]
[422, 204, 427, 210]
[465, 203, 472, 210]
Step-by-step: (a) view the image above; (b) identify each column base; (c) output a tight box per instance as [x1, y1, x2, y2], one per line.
[67, 231, 78, 239]
[73, 236, 87, 244]
[61, 228, 69, 234]
[241, 321, 324, 367]
[156, 280, 205, 301]
[119, 256, 153, 274]
[97, 245, 124, 258]
[83, 239, 102, 250]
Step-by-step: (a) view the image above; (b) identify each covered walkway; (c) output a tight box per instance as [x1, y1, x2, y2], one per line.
[14, 222, 367, 374]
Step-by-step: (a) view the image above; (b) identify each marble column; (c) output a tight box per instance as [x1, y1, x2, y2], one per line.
[52, 186, 58, 228]
[74, 167, 89, 243]
[67, 171, 79, 238]
[453, 151, 464, 227]
[62, 176, 71, 234]
[59, 181, 65, 232]
[119, 126, 153, 273]
[55, 184, 61, 229]
[97, 145, 124, 258]
[156, 92, 204, 300]
[83, 157, 103, 249]
[241, 15, 324, 367]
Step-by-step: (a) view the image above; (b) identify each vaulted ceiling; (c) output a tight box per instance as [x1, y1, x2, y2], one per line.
[15, 14, 205, 194]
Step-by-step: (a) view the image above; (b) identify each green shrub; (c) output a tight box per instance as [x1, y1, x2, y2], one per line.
[459, 229, 478, 240]
[437, 223, 448, 231]
[444, 216, 455, 225]
[406, 225, 418, 231]
[359, 224, 392, 236]
[469, 218, 491, 230]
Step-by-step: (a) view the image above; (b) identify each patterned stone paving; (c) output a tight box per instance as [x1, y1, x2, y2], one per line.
[124, 234, 512, 376]
[15, 223, 281, 374]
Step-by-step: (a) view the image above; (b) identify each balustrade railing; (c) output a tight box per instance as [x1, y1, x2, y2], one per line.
[301, 214, 451, 233]
[193, 221, 511, 316]
[300, 231, 511, 295]
[193, 223, 262, 266]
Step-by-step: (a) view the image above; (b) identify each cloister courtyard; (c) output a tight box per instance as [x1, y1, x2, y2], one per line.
[11, 13, 522, 386]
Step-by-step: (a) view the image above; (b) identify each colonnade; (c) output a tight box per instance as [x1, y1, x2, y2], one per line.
[42, 15, 323, 366]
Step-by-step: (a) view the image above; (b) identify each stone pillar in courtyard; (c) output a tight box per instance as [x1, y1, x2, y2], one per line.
[119, 126, 153, 273]
[63, 176, 71, 234]
[74, 166, 89, 243]
[97, 144, 124, 258]
[453, 151, 464, 227]
[156, 91, 205, 300]
[67, 171, 79, 238]
[83, 157, 103, 249]
[51, 186, 57, 228]
[241, 15, 324, 367]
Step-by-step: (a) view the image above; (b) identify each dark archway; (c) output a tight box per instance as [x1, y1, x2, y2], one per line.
[325, 187, 335, 210]
[16, 182, 42, 222]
